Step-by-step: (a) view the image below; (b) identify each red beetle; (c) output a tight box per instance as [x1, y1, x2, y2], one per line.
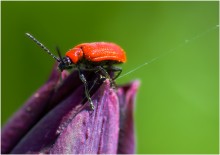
[26, 33, 126, 110]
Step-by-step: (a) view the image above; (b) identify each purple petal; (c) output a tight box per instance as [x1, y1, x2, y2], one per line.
[1, 64, 62, 154]
[11, 80, 120, 154]
[117, 80, 140, 154]
[50, 80, 119, 154]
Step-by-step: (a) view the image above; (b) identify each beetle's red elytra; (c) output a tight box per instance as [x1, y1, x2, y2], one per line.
[66, 42, 126, 64]
[26, 33, 126, 110]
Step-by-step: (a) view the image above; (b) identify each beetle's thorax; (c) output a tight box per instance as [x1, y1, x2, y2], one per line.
[65, 47, 83, 64]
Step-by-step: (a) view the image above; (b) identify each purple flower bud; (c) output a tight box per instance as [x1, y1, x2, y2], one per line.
[1, 64, 140, 154]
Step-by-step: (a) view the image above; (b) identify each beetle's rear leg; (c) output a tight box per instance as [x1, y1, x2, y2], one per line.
[104, 66, 122, 80]
[95, 66, 117, 89]
[77, 67, 94, 110]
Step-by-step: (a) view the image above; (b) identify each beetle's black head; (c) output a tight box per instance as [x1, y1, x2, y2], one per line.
[58, 57, 72, 72]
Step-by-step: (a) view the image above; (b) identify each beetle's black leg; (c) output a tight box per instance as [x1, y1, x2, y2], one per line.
[77, 67, 94, 110]
[95, 66, 116, 89]
[82, 66, 122, 80]
[104, 66, 122, 80]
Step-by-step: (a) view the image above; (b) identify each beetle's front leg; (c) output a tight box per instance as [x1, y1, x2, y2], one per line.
[77, 67, 95, 110]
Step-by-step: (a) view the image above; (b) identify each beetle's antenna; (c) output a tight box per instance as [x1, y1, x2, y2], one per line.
[26, 33, 61, 62]
[56, 46, 64, 64]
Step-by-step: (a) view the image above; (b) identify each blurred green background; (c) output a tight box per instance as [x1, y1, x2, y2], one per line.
[1, 2, 219, 154]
